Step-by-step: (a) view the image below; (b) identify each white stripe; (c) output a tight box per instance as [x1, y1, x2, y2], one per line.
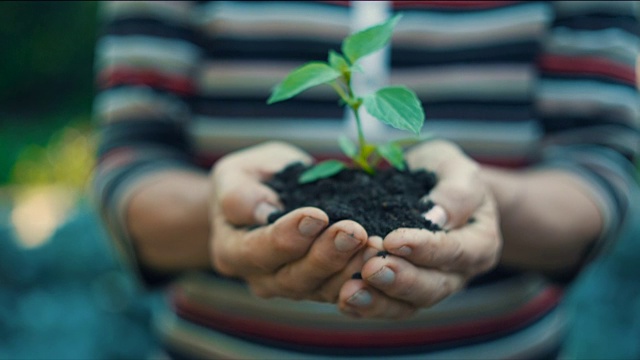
[195, 1, 349, 39]
[96, 35, 201, 73]
[100, 1, 193, 25]
[190, 116, 542, 161]
[394, 2, 551, 48]
[190, 116, 349, 156]
[538, 80, 640, 124]
[392, 64, 535, 101]
[94, 87, 189, 123]
[196, 61, 337, 98]
[545, 27, 640, 66]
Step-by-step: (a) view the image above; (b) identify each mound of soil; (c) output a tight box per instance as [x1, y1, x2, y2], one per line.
[265, 162, 440, 237]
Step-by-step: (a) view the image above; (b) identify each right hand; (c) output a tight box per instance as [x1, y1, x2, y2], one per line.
[209, 141, 369, 303]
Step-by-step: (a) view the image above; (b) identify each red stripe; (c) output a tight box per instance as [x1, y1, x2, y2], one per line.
[171, 286, 563, 348]
[98, 147, 137, 172]
[98, 67, 195, 95]
[539, 55, 637, 86]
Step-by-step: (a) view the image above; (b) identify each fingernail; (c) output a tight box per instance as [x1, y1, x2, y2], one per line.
[393, 246, 412, 256]
[368, 266, 395, 286]
[254, 202, 279, 224]
[347, 289, 372, 307]
[424, 205, 448, 229]
[298, 216, 325, 237]
[335, 232, 360, 252]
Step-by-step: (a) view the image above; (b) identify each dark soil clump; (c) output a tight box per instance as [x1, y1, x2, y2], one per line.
[265, 162, 440, 237]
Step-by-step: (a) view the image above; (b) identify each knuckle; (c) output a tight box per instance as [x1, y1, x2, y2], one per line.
[309, 249, 343, 275]
[395, 271, 418, 298]
[275, 268, 315, 298]
[211, 252, 235, 277]
[448, 239, 465, 268]
[248, 282, 274, 299]
[315, 286, 340, 304]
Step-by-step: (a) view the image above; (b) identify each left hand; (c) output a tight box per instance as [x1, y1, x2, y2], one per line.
[337, 140, 503, 319]
[210, 141, 369, 303]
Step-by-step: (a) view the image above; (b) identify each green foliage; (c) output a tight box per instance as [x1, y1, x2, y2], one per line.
[362, 86, 424, 135]
[298, 160, 347, 185]
[0, 2, 98, 185]
[0, 2, 98, 114]
[267, 62, 341, 104]
[377, 142, 406, 171]
[342, 14, 402, 64]
[268, 14, 425, 183]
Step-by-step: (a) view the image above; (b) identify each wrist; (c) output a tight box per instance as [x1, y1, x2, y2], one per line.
[126, 170, 212, 273]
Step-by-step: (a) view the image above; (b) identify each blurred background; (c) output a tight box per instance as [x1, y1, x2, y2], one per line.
[0, 1, 638, 359]
[0, 2, 161, 359]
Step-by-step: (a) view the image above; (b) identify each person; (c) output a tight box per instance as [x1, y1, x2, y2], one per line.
[91, 1, 640, 359]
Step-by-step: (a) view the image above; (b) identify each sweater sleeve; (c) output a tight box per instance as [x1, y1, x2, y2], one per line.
[91, 1, 204, 285]
[534, 1, 640, 278]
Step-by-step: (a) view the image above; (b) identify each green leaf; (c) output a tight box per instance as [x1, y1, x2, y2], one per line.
[362, 86, 425, 135]
[267, 62, 341, 104]
[377, 142, 406, 171]
[338, 135, 357, 158]
[328, 50, 349, 73]
[342, 14, 402, 64]
[299, 160, 347, 184]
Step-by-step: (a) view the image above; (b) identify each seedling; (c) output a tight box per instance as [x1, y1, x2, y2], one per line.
[267, 14, 425, 183]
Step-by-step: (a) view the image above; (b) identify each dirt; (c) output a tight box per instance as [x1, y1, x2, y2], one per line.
[265, 162, 441, 237]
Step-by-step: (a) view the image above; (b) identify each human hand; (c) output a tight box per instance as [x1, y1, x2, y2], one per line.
[209, 141, 368, 302]
[337, 140, 502, 319]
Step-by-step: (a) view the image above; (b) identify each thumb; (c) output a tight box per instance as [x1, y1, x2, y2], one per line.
[220, 178, 283, 225]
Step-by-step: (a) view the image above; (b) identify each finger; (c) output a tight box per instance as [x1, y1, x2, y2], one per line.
[220, 179, 283, 225]
[406, 140, 482, 230]
[421, 175, 484, 231]
[211, 141, 313, 225]
[211, 207, 328, 277]
[254, 245, 368, 302]
[361, 254, 466, 308]
[263, 220, 368, 299]
[311, 252, 368, 303]
[383, 198, 501, 276]
[338, 280, 416, 320]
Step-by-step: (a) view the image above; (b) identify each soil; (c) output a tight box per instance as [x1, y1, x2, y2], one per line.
[265, 162, 441, 237]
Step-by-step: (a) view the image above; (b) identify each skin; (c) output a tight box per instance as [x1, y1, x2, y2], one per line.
[126, 140, 602, 319]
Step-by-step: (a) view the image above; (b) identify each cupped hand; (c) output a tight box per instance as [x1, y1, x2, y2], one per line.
[209, 141, 368, 303]
[338, 140, 503, 319]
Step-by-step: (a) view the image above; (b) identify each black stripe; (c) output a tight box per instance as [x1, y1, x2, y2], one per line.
[191, 97, 344, 119]
[191, 97, 534, 122]
[539, 74, 637, 89]
[553, 15, 640, 37]
[202, 38, 541, 66]
[202, 38, 341, 62]
[391, 40, 541, 67]
[540, 115, 639, 137]
[101, 17, 201, 45]
[97, 120, 192, 157]
[423, 101, 534, 121]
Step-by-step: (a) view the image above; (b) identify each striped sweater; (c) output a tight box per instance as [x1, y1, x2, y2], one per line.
[92, 1, 640, 359]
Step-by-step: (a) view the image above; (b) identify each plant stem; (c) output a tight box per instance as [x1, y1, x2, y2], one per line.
[331, 72, 374, 174]
[330, 82, 352, 107]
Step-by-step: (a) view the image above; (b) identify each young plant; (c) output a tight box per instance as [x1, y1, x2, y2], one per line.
[267, 14, 425, 184]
